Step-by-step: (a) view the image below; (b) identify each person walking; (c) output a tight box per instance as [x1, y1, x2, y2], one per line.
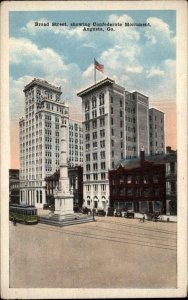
[143, 213, 145, 223]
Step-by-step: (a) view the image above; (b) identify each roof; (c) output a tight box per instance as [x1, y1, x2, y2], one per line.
[23, 78, 62, 94]
[114, 153, 176, 170]
[77, 77, 115, 97]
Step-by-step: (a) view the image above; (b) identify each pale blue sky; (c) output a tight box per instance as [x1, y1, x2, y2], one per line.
[9, 10, 176, 121]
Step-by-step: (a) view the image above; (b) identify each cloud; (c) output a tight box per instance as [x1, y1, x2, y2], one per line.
[144, 17, 175, 46]
[146, 66, 165, 78]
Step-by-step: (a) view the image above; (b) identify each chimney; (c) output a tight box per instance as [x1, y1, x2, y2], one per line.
[140, 146, 145, 165]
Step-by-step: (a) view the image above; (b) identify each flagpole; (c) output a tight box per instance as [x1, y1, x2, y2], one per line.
[94, 59, 96, 84]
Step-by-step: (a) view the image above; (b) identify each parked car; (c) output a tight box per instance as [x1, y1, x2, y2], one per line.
[146, 212, 160, 221]
[43, 203, 50, 209]
[97, 209, 106, 216]
[114, 208, 125, 217]
[124, 210, 135, 218]
[107, 207, 114, 216]
[82, 207, 91, 214]
[49, 204, 55, 211]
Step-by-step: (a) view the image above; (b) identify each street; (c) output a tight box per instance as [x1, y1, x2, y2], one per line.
[10, 216, 177, 288]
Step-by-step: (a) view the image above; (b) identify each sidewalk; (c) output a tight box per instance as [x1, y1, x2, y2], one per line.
[135, 213, 177, 222]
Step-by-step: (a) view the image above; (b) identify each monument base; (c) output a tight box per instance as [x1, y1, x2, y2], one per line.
[55, 195, 74, 218]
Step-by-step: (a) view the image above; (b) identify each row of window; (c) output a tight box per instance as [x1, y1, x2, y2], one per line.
[85, 173, 106, 181]
[85, 94, 105, 111]
[111, 174, 159, 185]
[86, 162, 106, 171]
[111, 187, 160, 196]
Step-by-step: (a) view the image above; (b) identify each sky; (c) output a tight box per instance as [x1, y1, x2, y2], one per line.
[9, 10, 176, 168]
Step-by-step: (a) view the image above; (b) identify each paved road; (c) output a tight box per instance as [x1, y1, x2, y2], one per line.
[9, 216, 177, 288]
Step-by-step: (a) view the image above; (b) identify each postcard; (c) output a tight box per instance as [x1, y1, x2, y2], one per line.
[1, 0, 187, 299]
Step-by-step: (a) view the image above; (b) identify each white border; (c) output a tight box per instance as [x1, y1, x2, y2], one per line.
[1, 1, 187, 298]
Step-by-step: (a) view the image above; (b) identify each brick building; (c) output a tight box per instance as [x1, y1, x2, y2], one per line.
[109, 150, 166, 214]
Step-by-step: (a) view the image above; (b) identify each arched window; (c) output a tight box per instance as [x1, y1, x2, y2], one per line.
[92, 96, 97, 108]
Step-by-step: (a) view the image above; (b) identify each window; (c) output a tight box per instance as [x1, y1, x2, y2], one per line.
[111, 129, 114, 136]
[86, 133, 90, 141]
[93, 174, 98, 180]
[120, 110, 123, 117]
[101, 173, 106, 180]
[85, 102, 89, 111]
[99, 93, 104, 105]
[111, 140, 114, 147]
[100, 151, 105, 159]
[93, 132, 97, 139]
[86, 154, 90, 161]
[120, 99, 122, 107]
[120, 187, 125, 196]
[93, 120, 97, 129]
[135, 176, 140, 184]
[111, 107, 113, 114]
[111, 118, 114, 125]
[153, 175, 159, 183]
[100, 118, 105, 126]
[100, 129, 105, 138]
[127, 188, 132, 196]
[111, 96, 113, 103]
[92, 96, 97, 108]
[85, 113, 90, 121]
[85, 123, 90, 131]
[100, 140, 105, 148]
[136, 188, 141, 196]
[92, 110, 97, 118]
[86, 164, 90, 171]
[143, 175, 149, 184]
[93, 163, 98, 171]
[93, 152, 97, 160]
[127, 176, 132, 183]
[86, 174, 90, 180]
[144, 187, 149, 196]
[101, 162, 106, 169]
[93, 141, 97, 148]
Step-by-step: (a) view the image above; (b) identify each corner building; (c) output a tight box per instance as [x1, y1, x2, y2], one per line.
[19, 78, 69, 208]
[77, 78, 150, 211]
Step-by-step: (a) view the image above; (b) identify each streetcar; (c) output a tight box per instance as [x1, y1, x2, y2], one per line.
[9, 203, 38, 224]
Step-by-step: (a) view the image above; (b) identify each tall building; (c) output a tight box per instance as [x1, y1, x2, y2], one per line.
[19, 78, 69, 208]
[149, 108, 165, 155]
[77, 78, 151, 211]
[68, 119, 83, 166]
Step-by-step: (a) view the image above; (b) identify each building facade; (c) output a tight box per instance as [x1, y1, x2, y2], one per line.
[109, 147, 177, 215]
[77, 78, 153, 211]
[45, 166, 83, 209]
[68, 119, 83, 166]
[9, 169, 20, 204]
[19, 78, 69, 208]
[165, 147, 177, 215]
[109, 151, 166, 214]
[149, 108, 165, 155]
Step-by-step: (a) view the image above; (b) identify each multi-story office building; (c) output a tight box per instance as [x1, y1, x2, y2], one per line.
[77, 78, 151, 211]
[68, 119, 83, 166]
[149, 108, 165, 155]
[19, 78, 69, 208]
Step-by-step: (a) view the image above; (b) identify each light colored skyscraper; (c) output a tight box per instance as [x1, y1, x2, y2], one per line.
[19, 78, 69, 208]
[77, 78, 151, 211]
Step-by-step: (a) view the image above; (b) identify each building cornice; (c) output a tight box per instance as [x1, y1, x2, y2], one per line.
[23, 78, 62, 94]
[77, 77, 115, 97]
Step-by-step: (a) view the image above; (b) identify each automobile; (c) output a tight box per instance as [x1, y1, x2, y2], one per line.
[43, 203, 50, 209]
[107, 207, 114, 216]
[124, 210, 135, 218]
[114, 208, 125, 217]
[49, 204, 55, 211]
[146, 212, 160, 221]
[82, 207, 91, 214]
[73, 206, 80, 213]
[97, 209, 106, 216]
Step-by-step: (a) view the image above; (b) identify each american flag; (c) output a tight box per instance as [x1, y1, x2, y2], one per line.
[94, 59, 104, 73]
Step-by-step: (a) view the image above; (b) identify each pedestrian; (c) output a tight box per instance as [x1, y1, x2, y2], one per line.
[13, 217, 17, 226]
[143, 214, 145, 223]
